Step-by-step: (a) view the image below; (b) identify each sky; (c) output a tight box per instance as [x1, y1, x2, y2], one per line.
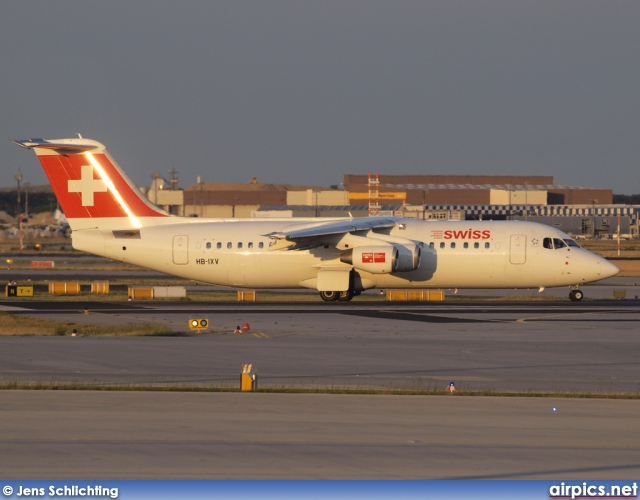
[1, 1, 639, 194]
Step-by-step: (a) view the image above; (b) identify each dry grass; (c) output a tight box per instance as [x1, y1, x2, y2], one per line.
[0, 311, 173, 336]
[0, 380, 637, 397]
[580, 239, 640, 258]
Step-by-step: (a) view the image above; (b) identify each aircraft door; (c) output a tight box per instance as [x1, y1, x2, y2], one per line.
[509, 234, 527, 264]
[173, 235, 189, 265]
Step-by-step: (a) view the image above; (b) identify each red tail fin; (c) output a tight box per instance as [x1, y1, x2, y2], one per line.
[13, 138, 168, 229]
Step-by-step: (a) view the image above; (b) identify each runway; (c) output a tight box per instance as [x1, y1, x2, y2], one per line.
[1, 298, 639, 479]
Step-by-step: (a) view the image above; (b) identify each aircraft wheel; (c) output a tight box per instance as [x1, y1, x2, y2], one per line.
[320, 291, 339, 302]
[337, 290, 354, 301]
[569, 289, 584, 302]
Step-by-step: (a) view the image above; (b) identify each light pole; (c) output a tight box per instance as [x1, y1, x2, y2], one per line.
[196, 176, 203, 216]
[509, 189, 513, 219]
[151, 172, 160, 205]
[14, 171, 22, 213]
[15, 171, 23, 250]
[232, 197, 238, 218]
[315, 190, 318, 218]
[590, 199, 598, 238]
[24, 182, 29, 221]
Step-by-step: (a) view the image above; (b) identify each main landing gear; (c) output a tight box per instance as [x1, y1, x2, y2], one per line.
[569, 288, 584, 302]
[319, 290, 357, 302]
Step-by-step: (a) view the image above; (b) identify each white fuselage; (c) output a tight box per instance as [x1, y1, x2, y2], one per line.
[70, 217, 616, 290]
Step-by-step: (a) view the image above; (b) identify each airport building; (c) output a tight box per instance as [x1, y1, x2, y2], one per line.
[343, 173, 613, 206]
[143, 173, 638, 239]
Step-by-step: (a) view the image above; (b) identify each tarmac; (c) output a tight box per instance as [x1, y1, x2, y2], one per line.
[1, 280, 639, 479]
[1, 391, 638, 479]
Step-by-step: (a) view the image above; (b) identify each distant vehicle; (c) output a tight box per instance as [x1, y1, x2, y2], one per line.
[13, 137, 618, 301]
[612, 232, 632, 240]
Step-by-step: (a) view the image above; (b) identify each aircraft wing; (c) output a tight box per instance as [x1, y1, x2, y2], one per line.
[266, 217, 398, 250]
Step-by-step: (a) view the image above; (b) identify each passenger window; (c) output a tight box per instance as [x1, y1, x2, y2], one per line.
[463, 242, 469, 249]
[238, 242, 243, 249]
[440, 242, 445, 249]
[248, 242, 254, 249]
[217, 242, 222, 249]
[227, 242, 232, 249]
[485, 242, 490, 249]
[259, 242, 264, 249]
[474, 242, 479, 249]
[206, 242, 211, 250]
[451, 242, 456, 249]
[429, 242, 434, 249]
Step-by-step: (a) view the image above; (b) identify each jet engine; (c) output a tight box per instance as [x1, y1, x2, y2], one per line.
[340, 246, 398, 274]
[394, 244, 422, 272]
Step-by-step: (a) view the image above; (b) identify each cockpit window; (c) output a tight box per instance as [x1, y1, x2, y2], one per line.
[553, 238, 567, 249]
[544, 237, 572, 250]
[564, 239, 580, 248]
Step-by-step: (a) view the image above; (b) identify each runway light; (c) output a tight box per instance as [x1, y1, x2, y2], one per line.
[189, 318, 209, 333]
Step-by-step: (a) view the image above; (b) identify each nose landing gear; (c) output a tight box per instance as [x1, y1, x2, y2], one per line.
[569, 289, 584, 302]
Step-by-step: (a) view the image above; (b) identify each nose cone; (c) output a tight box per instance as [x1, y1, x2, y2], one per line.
[598, 258, 619, 279]
[573, 250, 619, 284]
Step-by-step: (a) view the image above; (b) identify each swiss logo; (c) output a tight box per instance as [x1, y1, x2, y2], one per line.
[67, 165, 108, 206]
[362, 252, 386, 263]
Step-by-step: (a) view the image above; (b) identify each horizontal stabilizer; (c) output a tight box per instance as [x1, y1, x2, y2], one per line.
[11, 138, 99, 153]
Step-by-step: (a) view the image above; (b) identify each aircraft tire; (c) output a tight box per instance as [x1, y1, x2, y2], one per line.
[320, 291, 339, 302]
[337, 290, 354, 301]
[569, 289, 584, 302]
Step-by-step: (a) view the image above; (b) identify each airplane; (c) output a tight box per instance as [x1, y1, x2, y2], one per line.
[12, 136, 619, 302]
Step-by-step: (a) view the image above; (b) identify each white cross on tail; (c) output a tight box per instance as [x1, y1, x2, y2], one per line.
[68, 165, 108, 206]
